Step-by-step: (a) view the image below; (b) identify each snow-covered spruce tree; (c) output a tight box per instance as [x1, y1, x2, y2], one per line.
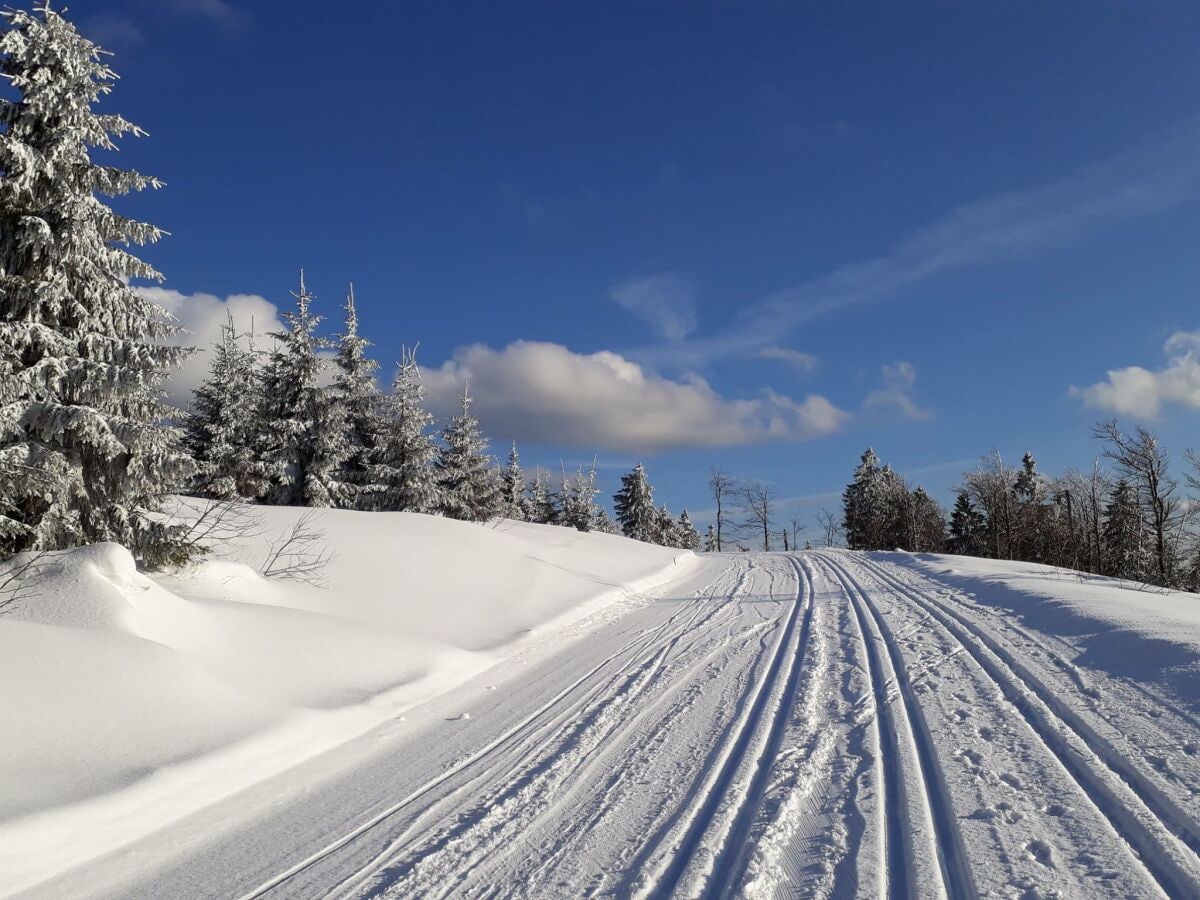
[613, 463, 657, 542]
[1102, 479, 1148, 581]
[655, 504, 679, 547]
[499, 442, 527, 521]
[676, 509, 700, 550]
[333, 285, 382, 509]
[371, 347, 440, 513]
[257, 274, 350, 507]
[558, 465, 600, 532]
[0, 4, 194, 563]
[702, 523, 718, 552]
[184, 315, 271, 501]
[435, 384, 500, 521]
[842, 449, 885, 550]
[526, 468, 555, 524]
[591, 505, 617, 535]
[948, 490, 986, 556]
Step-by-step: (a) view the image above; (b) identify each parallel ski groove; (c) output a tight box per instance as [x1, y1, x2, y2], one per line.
[856, 554, 1200, 899]
[644, 556, 811, 899]
[238, 560, 751, 900]
[820, 553, 969, 899]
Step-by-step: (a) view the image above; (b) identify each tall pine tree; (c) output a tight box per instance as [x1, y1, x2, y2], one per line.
[0, 4, 193, 562]
[1102, 479, 1147, 581]
[185, 315, 270, 501]
[371, 347, 440, 512]
[613, 463, 657, 542]
[948, 491, 986, 556]
[258, 274, 349, 507]
[499, 443, 527, 521]
[435, 384, 500, 521]
[333, 285, 381, 509]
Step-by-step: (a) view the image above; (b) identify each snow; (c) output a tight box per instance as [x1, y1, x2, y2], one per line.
[898, 551, 1200, 710]
[6, 538, 1200, 899]
[0, 505, 692, 897]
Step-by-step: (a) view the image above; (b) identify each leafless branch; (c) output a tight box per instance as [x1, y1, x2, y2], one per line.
[259, 510, 336, 587]
[0, 550, 49, 615]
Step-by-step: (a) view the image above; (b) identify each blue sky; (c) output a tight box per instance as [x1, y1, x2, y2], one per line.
[74, 1, 1200, 534]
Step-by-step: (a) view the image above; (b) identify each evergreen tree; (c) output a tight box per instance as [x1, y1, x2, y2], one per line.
[0, 5, 193, 562]
[333, 285, 381, 509]
[435, 384, 500, 521]
[1102, 479, 1147, 580]
[184, 315, 270, 501]
[843, 449, 886, 550]
[676, 509, 701, 550]
[558, 465, 600, 532]
[703, 524, 718, 552]
[499, 443, 527, 521]
[591, 505, 617, 535]
[525, 468, 555, 525]
[948, 491, 986, 556]
[258, 274, 350, 507]
[1012, 451, 1050, 562]
[613, 463, 657, 542]
[655, 504, 679, 547]
[371, 347, 439, 513]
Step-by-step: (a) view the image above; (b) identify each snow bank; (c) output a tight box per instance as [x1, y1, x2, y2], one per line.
[890, 552, 1200, 711]
[0, 506, 693, 896]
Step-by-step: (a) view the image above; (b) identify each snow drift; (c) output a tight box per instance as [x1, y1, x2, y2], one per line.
[0, 506, 694, 896]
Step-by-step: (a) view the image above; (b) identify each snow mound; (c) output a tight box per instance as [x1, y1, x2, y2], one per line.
[0, 506, 693, 896]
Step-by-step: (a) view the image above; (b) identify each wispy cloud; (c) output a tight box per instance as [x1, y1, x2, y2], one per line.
[1071, 330, 1200, 419]
[82, 14, 145, 50]
[610, 273, 698, 343]
[757, 345, 819, 372]
[864, 361, 932, 421]
[640, 119, 1200, 368]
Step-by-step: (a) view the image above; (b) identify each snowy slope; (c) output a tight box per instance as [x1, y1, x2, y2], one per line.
[0, 506, 694, 897]
[7, 542, 1200, 899]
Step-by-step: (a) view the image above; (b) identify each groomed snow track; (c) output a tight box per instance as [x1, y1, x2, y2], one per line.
[27, 551, 1200, 900]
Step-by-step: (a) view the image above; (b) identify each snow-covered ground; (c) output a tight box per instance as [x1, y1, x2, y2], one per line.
[0, 506, 694, 898]
[4, 526, 1200, 899]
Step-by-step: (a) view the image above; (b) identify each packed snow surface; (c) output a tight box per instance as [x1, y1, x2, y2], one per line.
[4, 527, 1200, 898]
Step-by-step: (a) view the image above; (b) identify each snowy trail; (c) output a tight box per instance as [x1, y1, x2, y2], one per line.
[22, 550, 1200, 899]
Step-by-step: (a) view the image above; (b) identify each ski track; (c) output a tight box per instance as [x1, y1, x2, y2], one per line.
[44, 550, 1200, 900]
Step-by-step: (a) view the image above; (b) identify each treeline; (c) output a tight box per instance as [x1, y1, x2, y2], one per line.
[0, 6, 705, 566]
[842, 422, 1200, 590]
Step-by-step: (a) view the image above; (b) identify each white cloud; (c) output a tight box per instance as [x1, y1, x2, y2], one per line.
[757, 345, 819, 372]
[1071, 330, 1200, 419]
[139, 287, 285, 408]
[420, 341, 850, 452]
[610, 273, 697, 343]
[864, 361, 932, 421]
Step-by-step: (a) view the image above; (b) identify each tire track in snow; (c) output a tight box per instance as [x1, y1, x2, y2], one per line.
[855, 554, 1200, 899]
[817, 552, 966, 900]
[237, 558, 753, 900]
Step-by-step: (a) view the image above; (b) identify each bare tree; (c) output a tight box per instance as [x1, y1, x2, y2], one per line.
[816, 508, 842, 547]
[708, 468, 737, 552]
[1096, 421, 1182, 587]
[0, 550, 49, 615]
[168, 497, 268, 558]
[741, 481, 777, 552]
[789, 513, 805, 551]
[259, 510, 336, 587]
[963, 449, 1017, 560]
